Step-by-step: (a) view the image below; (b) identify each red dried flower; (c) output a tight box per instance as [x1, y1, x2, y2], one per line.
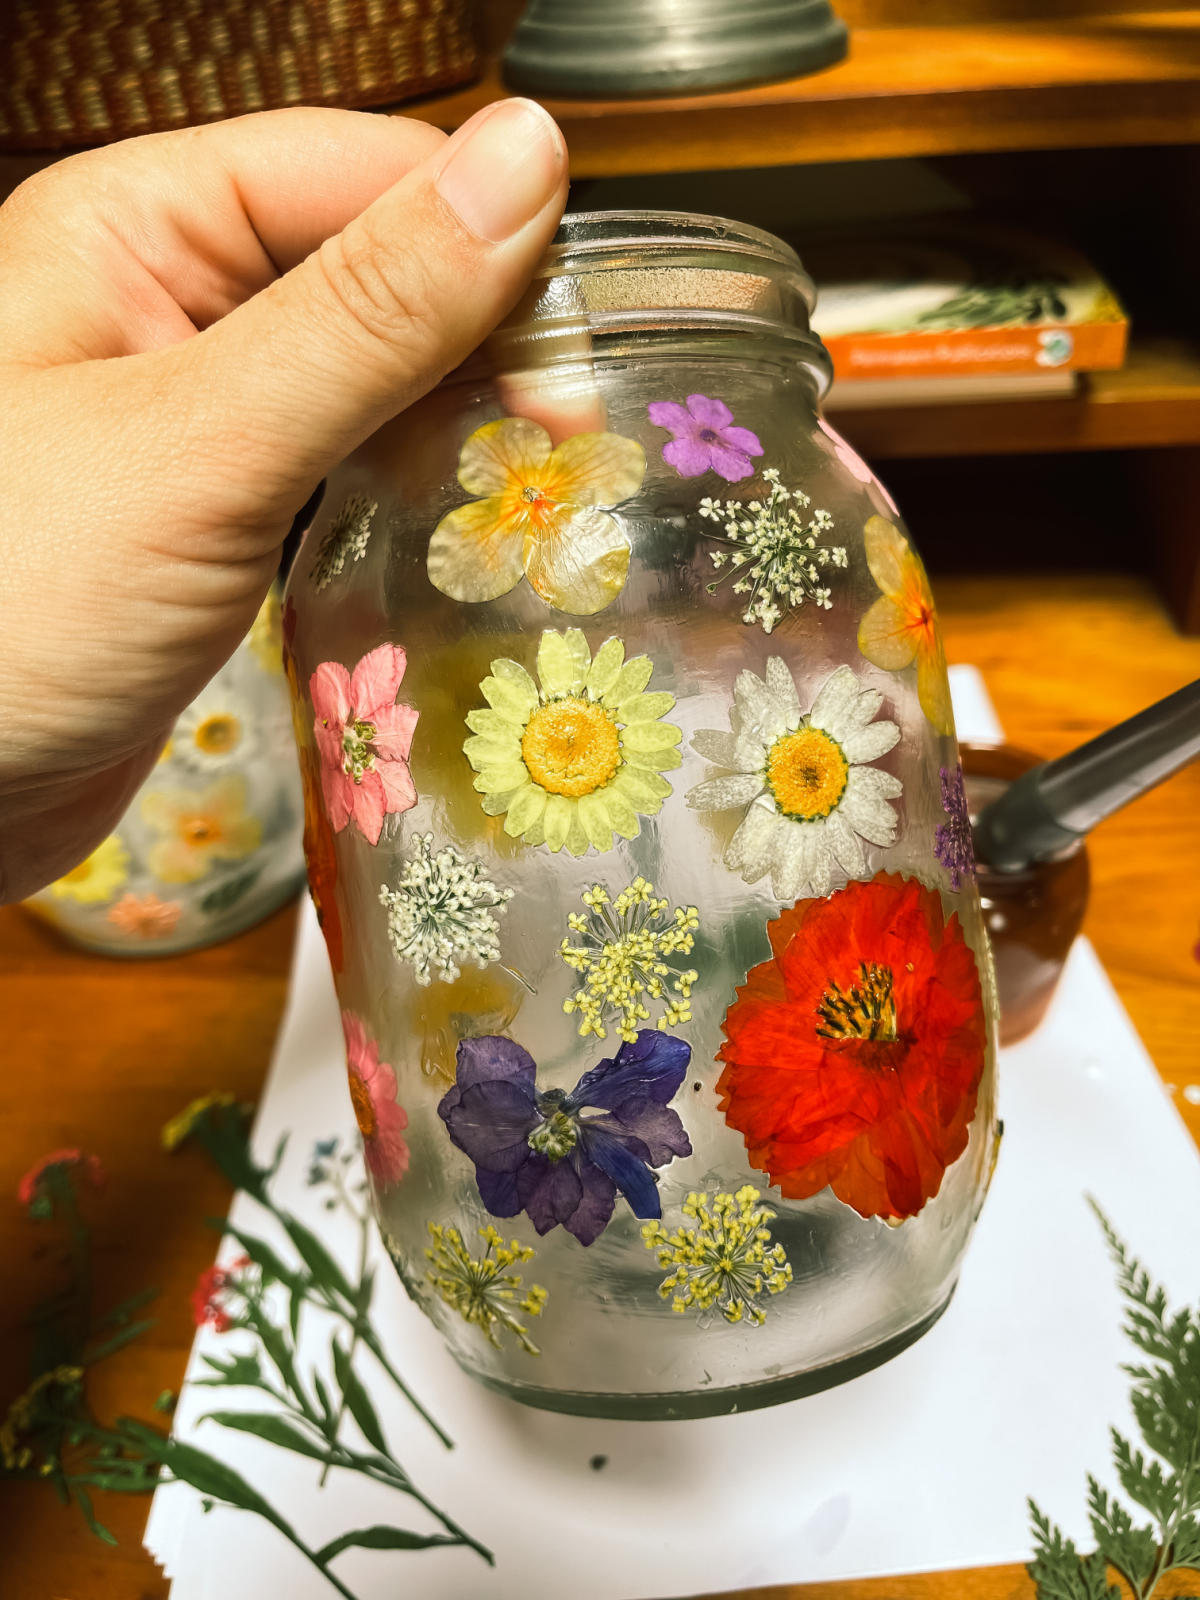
[17, 1149, 106, 1208]
[716, 872, 987, 1222]
[190, 1256, 250, 1332]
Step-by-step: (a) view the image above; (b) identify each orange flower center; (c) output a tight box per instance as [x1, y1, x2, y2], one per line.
[519, 482, 557, 528]
[766, 727, 848, 820]
[194, 713, 241, 756]
[182, 816, 221, 846]
[816, 962, 898, 1043]
[901, 574, 939, 651]
[348, 1071, 377, 1140]
[521, 698, 621, 798]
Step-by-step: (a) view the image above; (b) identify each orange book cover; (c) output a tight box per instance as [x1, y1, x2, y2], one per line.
[800, 220, 1128, 383]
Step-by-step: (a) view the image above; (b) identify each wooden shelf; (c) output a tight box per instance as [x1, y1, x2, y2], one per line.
[832, 339, 1200, 459]
[399, 10, 1200, 174]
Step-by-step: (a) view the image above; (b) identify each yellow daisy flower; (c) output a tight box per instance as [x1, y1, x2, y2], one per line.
[463, 629, 682, 856]
[141, 775, 262, 884]
[49, 834, 129, 905]
[427, 417, 646, 616]
[247, 584, 284, 674]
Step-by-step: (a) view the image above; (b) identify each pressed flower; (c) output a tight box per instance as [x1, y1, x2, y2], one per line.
[380, 832, 512, 986]
[699, 468, 847, 634]
[161, 1091, 238, 1151]
[173, 699, 248, 770]
[48, 834, 129, 905]
[425, 1222, 547, 1355]
[17, 1149, 105, 1208]
[687, 660, 902, 900]
[284, 601, 345, 970]
[559, 877, 699, 1041]
[647, 393, 764, 482]
[310, 491, 377, 591]
[106, 892, 184, 938]
[343, 1012, 409, 1187]
[427, 417, 646, 616]
[247, 584, 285, 672]
[463, 628, 682, 857]
[142, 775, 261, 884]
[936, 763, 976, 891]
[410, 966, 527, 1082]
[642, 1187, 792, 1326]
[310, 644, 418, 847]
[816, 416, 899, 515]
[191, 1256, 250, 1332]
[438, 1030, 693, 1247]
[1, 1368, 84, 1470]
[717, 872, 987, 1221]
[857, 516, 954, 736]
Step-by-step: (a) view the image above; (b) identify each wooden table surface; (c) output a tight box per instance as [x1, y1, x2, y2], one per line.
[2, 572, 1199, 1600]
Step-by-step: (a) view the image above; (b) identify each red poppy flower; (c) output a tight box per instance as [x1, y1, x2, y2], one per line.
[716, 872, 987, 1221]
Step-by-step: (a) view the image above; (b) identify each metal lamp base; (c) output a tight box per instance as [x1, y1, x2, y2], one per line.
[502, 0, 849, 100]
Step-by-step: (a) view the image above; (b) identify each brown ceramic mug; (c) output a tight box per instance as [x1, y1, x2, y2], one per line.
[961, 743, 1091, 1047]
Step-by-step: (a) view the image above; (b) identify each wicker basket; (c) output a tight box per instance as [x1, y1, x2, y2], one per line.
[0, 0, 481, 151]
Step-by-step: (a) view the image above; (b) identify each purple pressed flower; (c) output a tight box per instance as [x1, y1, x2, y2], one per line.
[646, 394, 764, 483]
[935, 763, 976, 892]
[437, 1031, 693, 1247]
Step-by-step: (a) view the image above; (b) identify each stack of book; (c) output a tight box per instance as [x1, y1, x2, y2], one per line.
[799, 220, 1128, 409]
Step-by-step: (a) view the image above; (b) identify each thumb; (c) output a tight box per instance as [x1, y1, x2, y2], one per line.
[176, 98, 568, 503]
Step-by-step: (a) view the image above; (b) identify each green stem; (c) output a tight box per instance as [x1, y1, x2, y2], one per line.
[318, 1199, 370, 1487]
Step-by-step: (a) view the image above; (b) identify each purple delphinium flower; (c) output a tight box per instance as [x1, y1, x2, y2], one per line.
[647, 394, 764, 482]
[437, 1031, 693, 1247]
[935, 763, 976, 892]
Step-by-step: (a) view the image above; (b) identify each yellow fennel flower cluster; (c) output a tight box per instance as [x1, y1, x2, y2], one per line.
[558, 877, 699, 1042]
[641, 1187, 792, 1327]
[425, 1223, 548, 1356]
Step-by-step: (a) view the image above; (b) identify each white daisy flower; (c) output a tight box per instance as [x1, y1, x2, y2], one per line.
[686, 661, 902, 899]
[172, 696, 255, 771]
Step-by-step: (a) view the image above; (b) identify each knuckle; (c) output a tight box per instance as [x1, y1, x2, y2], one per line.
[315, 213, 441, 358]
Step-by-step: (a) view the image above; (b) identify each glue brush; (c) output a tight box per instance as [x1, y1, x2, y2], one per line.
[971, 677, 1200, 874]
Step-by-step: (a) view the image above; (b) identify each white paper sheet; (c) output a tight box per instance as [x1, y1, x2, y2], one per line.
[145, 678, 1200, 1600]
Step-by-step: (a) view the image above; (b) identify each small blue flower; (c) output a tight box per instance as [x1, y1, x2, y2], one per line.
[437, 1032, 693, 1247]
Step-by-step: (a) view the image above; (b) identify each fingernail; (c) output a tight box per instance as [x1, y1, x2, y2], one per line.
[435, 99, 565, 244]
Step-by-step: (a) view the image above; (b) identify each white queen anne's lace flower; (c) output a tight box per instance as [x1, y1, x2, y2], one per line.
[379, 833, 512, 985]
[699, 468, 847, 634]
[686, 660, 902, 900]
[310, 491, 377, 591]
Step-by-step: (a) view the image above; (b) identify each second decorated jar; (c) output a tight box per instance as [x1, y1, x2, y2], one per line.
[283, 212, 999, 1419]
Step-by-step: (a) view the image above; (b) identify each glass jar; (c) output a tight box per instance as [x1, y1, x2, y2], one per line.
[283, 213, 1000, 1420]
[26, 588, 306, 956]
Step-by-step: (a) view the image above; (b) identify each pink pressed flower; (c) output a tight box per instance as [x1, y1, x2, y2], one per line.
[107, 892, 183, 938]
[310, 645, 419, 847]
[817, 418, 899, 514]
[647, 394, 763, 482]
[342, 1012, 409, 1186]
[18, 1149, 106, 1207]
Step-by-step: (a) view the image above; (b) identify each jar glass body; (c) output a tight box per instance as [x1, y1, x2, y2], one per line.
[284, 215, 999, 1419]
[26, 589, 306, 955]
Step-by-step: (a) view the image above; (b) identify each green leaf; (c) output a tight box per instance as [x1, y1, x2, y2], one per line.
[73, 1485, 118, 1547]
[196, 1349, 266, 1389]
[84, 1318, 157, 1366]
[280, 1215, 355, 1305]
[200, 868, 262, 916]
[1086, 1476, 1157, 1593]
[315, 1525, 462, 1564]
[92, 1286, 159, 1332]
[312, 1371, 336, 1428]
[223, 1226, 304, 1291]
[1027, 1500, 1119, 1600]
[117, 1420, 294, 1538]
[200, 1411, 331, 1465]
[332, 1339, 387, 1456]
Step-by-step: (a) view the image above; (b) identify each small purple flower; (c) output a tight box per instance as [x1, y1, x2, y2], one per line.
[935, 763, 976, 892]
[437, 1031, 693, 1247]
[647, 394, 764, 482]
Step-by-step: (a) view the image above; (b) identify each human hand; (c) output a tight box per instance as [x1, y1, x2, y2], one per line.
[0, 100, 568, 903]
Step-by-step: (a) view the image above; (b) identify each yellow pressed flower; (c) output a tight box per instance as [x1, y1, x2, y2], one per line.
[247, 584, 284, 673]
[427, 417, 646, 616]
[161, 1091, 238, 1151]
[463, 628, 682, 857]
[49, 834, 130, 905]
[856, 516, 954, 736]
[141, 775, 262, 884]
